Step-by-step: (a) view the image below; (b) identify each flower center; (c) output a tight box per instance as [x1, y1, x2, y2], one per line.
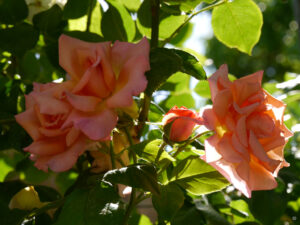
[216, 124, 228, 138]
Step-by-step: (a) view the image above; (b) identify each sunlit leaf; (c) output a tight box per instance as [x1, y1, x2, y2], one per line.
[212, 0, 263, 55]
[170, 156, 229, 195]
[101, 1, 135, 41]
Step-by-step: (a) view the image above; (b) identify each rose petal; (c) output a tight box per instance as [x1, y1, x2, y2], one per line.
[15, 107, 42, 141]
[210, 159, 251, 198]
[32, 93, 70, 115]
[236, 116, 248, 147]
[231, 70, 263, 105]
[217, 134, 243, 163]
[233, 102, 260, 115]
[232, 133, 250, 161]
[24, 137, 65, 156]
[111, 37, 150, 76]
[63, 108, 117, 140]
[47, 136, 87, 172]
[202, 107, 218, 131]
[213, 89, 232, 119]
[66, 127, 81, 146]
[204, 135, 222, 163]
[106, 55, 149, 108]
[208, 64, 231, 101]
[59, 34, 111, 81]
[249, 131, 281, 173]
[66, 92, 101, 112]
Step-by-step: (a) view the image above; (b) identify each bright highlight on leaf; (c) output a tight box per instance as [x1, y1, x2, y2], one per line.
[212, 0, 263, 55]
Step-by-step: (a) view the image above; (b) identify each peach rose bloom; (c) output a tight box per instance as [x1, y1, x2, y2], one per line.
[58, 35, 150, 141]
[162, 106, 203, 142]
[201, 65, 293, 197]
[15, 82, 87, 172]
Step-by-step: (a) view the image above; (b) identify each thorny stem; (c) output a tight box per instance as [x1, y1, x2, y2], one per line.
[160, 0, 228, 46]
[155, 141, 167, 164]
[158, 131, 213, 175]
[109, 141, 116, 169]
[0, 118, 15, 124]
[137, 0, 160, 138]
[124, 127, 137, 164]
[85, 0, 94, 32]
[121, 188, 136, 225]
[122, 126, 138, 225]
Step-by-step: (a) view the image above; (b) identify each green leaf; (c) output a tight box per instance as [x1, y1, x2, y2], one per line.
[152, 183, 185, 221]
[54, 184, 125, 225]
[137, 0, 187, 39]
[170, 156, 229, 195]
[171, 22, 194, 47]
[164, 0, 214, 12]
[63, 0, 95, 19]
[68, 1, 102, 36]
[33, 4, 67, 38]
[0, 23, 39, 57]
[248, 190, 287, 225]
[0, 0, 28, 24]
[171, 203, 205, 225]
[103, 164, 160, 195]
[194, 80, 211, 98]
[165, 92, 195, 109]
[172, 49, 206, 80]
[20, 50, 54, 83]
[63, 31, 105, 42]
[145, 48, 206, 96]
[230, 199, 256, 224]
[101, 1, 136, 41]
[107, 0, 141, 12]
[212, 0, 263, 55]
[0, 150, 24, 182]
[133, 140, 175, 164]
[129, 213, 153, 225]
[195, 201, 231, 225]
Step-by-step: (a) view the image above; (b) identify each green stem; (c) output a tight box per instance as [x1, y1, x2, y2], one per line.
[0, 118, 15, 124]
[109, 141, 116, 169]
[137, 0, 160, 137]
[85, 0, 94, 32]
[124, 127, 137, 164]
[121, 188, 136, 225]
[19, 198, 65, 225]
[150, 0, 160, 49]
[155, 142, 167, 164]
[158, 131, 212, 175]
[160, 0, 227, 46]
[137, 95, 151, 138]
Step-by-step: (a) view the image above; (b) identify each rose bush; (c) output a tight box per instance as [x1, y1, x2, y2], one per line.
[162, 106, 203, 142]
[202, 64, 293, 197]
[58, 35, 150, 141]
[15, 82, 88, 172]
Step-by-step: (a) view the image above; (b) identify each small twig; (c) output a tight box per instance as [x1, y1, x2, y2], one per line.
[124, 127, 137, 164]
[155, 142, 167, 164]
[85, 0, 94, 32]
[160, 0, 227, 46]
[109, 141, 116, 169]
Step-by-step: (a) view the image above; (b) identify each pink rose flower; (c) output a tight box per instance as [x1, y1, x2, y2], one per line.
[15, 82, 88, 172]
[162, 106, 203, 142]
[201, 65, 293, 197]
[58, 35, 150, 141]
